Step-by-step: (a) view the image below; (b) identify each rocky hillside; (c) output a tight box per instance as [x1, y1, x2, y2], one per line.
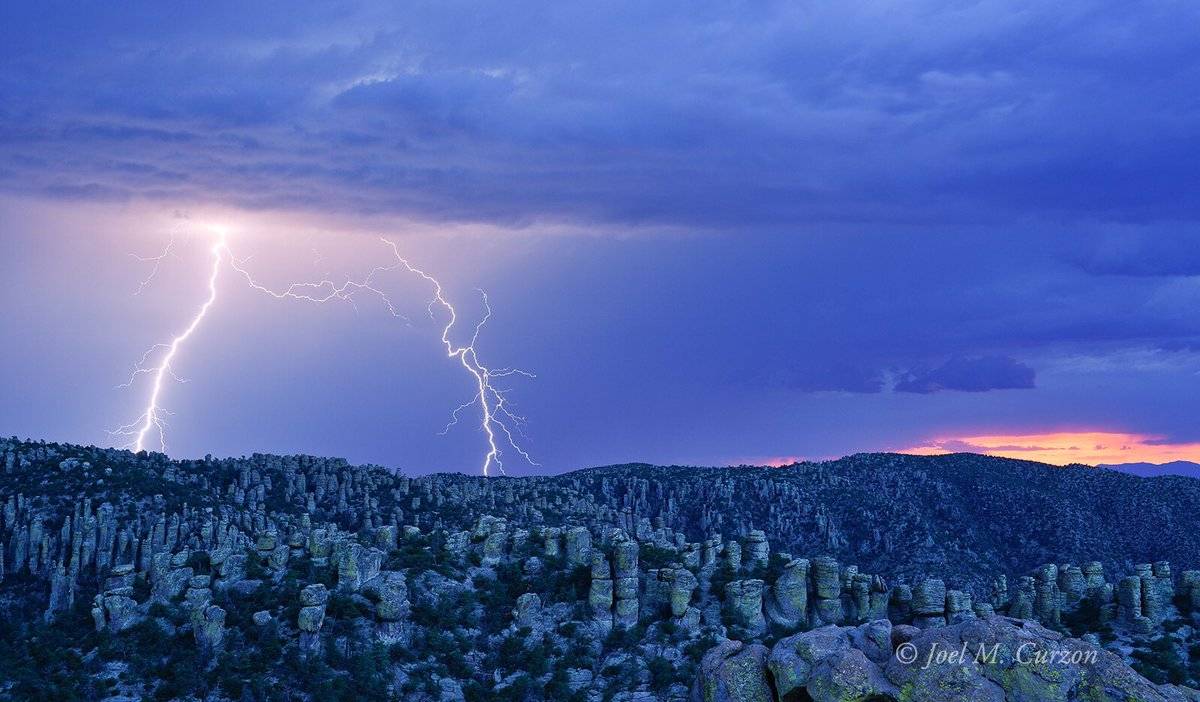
[1, 438, 1199, 701]
[568, 454, 1200, 587]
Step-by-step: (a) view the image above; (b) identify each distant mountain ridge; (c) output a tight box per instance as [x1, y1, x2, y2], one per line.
[1100, 460, 1200, 479]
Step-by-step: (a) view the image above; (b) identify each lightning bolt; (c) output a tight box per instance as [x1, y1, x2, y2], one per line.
[379, 238, 538, 476]
[130, 233, 177, 296]
[112, 230, 228, 452]
[115, 228, 535, 476]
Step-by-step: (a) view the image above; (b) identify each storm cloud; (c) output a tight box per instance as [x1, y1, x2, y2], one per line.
[3, 1, 1200, 470]
[3, 1, 1199, 230]
[895, 356, 1036, 394]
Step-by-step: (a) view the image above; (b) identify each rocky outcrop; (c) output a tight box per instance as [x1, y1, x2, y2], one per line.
[613, 534, 640, 628]
[91, 590, 139, 632]
[911, 578, 946, 628]
[724, 580, 766, 637]
[589, 551, 614, 627]
[298, 583, 329, 653]
[194, 604, 226, 652]
[744, 530, 768, 568]
[5, 438, 1200, 700]
[696, 616, 1200, 702]
[565, 526, 592, 568]
[766, 557, 808, 629]
[335, 542, 383, 592]
[691, 640, 773, 702]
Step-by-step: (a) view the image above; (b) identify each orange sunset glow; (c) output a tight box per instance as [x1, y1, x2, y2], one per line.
[899, 431, 1200, 466]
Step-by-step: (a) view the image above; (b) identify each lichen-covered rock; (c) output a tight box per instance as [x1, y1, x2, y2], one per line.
[946, 589, 975, 623]
[613, 538, 639, 579]
[513, 592, 542, 630]
[44, 562, 74, 622]
[298, 605, 326, 633]
[481, 531, 507, 565]
[808, 647, 898, 702]
[669, 567, 699, 618]
[92, 592, 140, 632]
[565, 526, 592, 568]
[269, 544, 289, 571]
[769, 626, 851, 696]
[1118, 575, 1146, 625]
[848, 618, 893, 666]
[714, 616, 1197, 702]
[724, 579, 766, 637]
[301, 583, 330, 607]
[1183, 570, 1200, 611]
[912, 578, 947, 627]
[1010, 576, 1036, 620]
[812, 556, 841, 600]
[1143, 568, 1170, 623]
[744, 530, 768, 568]
[766, 557, 808, 628]
[542, 527, 562, 558]
[307, 529, 332, 561]
[890, 583, 913, 621]
[726, 540, 742, 572]
[372, 572, 410, 621]
[692, 640, 773, 702]
[374, 525, 397, 551]
[884, 616, 1195, 702]
[613, 596, 638, 628]
[813, 595, 845, 626]
[217, 553, 247, 586]
[335, 543, 383, 591]
[590, 552, 615, 630]
[194, 604, 226, 651]
[255, 532, 278, 552]
[1058, 564, 1086, 603]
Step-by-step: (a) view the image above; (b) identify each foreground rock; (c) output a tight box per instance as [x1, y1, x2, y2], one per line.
[694, 616, 1200, 702]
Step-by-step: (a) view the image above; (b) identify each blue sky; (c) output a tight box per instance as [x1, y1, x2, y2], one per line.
[2, 1, 1200, 473]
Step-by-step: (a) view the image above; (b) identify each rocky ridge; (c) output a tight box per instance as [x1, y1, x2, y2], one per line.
[1, 437, 1199, 701]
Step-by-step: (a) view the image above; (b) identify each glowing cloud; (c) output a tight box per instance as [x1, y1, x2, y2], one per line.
[899, 431, 1200, 466]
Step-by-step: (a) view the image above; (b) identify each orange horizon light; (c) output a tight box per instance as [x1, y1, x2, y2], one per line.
[897, 430, 1200, 466]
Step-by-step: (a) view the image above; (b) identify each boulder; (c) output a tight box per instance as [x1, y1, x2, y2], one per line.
[692, 640, 773, 702]
[513, 592, 542, 631]
[373, 572, 410, 622]
[703, 615, 1198, 702]
[301, 583, 330, 607]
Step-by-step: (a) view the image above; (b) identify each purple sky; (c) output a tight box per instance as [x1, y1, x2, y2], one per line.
[2, 1, 1200, 474]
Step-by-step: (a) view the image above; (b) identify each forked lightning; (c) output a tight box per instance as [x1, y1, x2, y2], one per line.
[113, 227, 534, 476]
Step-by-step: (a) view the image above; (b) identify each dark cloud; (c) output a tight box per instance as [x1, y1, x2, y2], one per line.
[2, 1, 1199, 229]
[4, 2, 1200, 470]
[895, 356, 1036, 394]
